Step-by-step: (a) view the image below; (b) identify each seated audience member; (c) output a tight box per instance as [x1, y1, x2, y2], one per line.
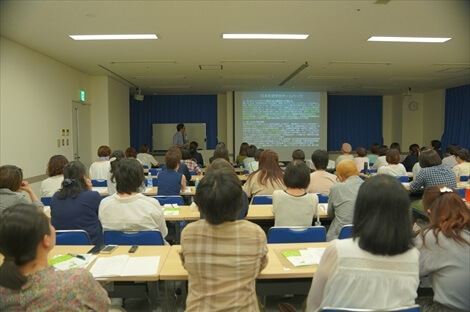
[204, 158, 249, 219]
[306, 175, 418, 311]
[390, 142, 405, 162]
[209, 142, 227, 164]
[235, 142, 249, 165]
[431, 139, 444, 159]
[335, 143, 354, 167]
[453, 148, 469, 177]
[0, 204, 110, 310]
[368, 142, 380, 166]
[292, 149, 306, 162]
[167, 147, 192, 183]
[106, 150, 125, 195]
[273, 161, 318, 226]
[124, 147, 141, 165]
[137, 144, 158, 168]
[50, 161, 103, 245]
[378, 149, 407, 177]
[402, 143, 420, 172]
[327, 159, 363, 241]
[306, 150, 337, 195]
[89, 145, 111, 180]
[243, 149, 285, 200]
[246, 148, 263, 174]
[412, 147, 429, 178]
[157, 148, 186, 195]
[181, 149, 202, 175]
[441, 144, 458, 168]
[40, 155, 68, 197]
[415, 186, 469, 311]
[0, 165, 43, 213]
[353, 147, 369, 172]
[410, 149, 457, 192]
[179, 168, 268, 311]
[243, 145, 257, 169]
[189, 141, 204, 167]
[99, 158, 168, 241]
[371, 145, 389, 169]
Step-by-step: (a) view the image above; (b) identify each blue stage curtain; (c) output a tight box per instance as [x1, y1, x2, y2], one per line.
[441, 84, 470, 150]
[130, 95, 217, 150]
[327, 95, 383, 151]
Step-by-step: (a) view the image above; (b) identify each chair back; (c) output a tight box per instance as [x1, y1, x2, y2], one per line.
[321, 305, 421, 312]
[317, 194, 329, 203]
[189, 170, 197, 176]
[149, 168, 160, 175]
[267, 226, 326, 243]
[91, 179, 107, 187]
[369, 169, 378, 173]
[104, 230, 164, 245]
[142, 165, 149, 169]
[56, 230, 91, 245]
[153, 195, 184, 205]
[41, 197, 52, 206]
[459, 175, 469, 182]
[338, 224, 353, 239]
[397, 176, 409, 182]
[456, 188, 466, 198]
[145, 178, 158, 187]
[252, 195, 273, 205]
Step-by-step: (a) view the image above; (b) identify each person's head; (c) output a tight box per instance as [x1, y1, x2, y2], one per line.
[284, 161, 310, 189]
[177, 123, 185, 133]
[247, 145, 257, 158]
[238, 142, 249, 156]
[0, 204, 54, 290]
[422, 186, 470, 246]
[57, 161, 90, 199]
[292, 149, 305, 162]
[431, 140, 441, 150]
[115, 158, 145, 195]
[455, 148, 469, 163]
[97, 145, 111, 158]
[378, 145, 388, 156]
[0, 165, 23, 192]
[165, 148, 182, 170]
[356, 147, 367, 157]
[109, 150, 125, 179]
[385, 149, 401, 165]
[341, 143, 352, 154]
[353, 175, 413, 256]
[445, 145, 458, 157]
[195, 168, 242, 225]
[207, 158, 233, 172]
[419, 149, 442, 168]
[181, 149, 191, 160]
[140, 144, 149, 153]
[213, 146, 230, 162]
[336, 159, 359, 182]
[189, 141, 199, 154]
[390, 142, 401, 153]
[125, 147, 137, 158]
[311, 149, 329, 171]
[256, 149, 284, 185]
[370, 143, 380, 155]
[254, 148, 264, 161]
[46, 155, 69, 177]
[409, 144, 420, 155]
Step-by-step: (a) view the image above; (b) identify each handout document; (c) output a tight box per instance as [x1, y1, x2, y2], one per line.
[89, 255, 160, 278]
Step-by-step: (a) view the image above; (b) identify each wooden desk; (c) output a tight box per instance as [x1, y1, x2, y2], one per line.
[159, 242, 328, 281]
[246, 204, 329, 220]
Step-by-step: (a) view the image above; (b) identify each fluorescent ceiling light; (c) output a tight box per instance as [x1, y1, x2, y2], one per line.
[368, 36, 451, 43]
[69, 34, 158, 40]
[223, 34, 308, 40]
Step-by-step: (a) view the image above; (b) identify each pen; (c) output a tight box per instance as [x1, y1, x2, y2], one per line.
[67, 253, 86, 260]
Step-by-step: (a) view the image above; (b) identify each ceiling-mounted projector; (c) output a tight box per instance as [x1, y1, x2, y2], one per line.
[134, 88, 144, 101]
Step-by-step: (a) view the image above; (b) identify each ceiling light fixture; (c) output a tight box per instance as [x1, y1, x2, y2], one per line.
[69, 34, 158, 40]
[367, 36, 451, 43]
[223, 34, 308, 40]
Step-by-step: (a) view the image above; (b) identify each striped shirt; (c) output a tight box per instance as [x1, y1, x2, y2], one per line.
[180, 220, 268, 312]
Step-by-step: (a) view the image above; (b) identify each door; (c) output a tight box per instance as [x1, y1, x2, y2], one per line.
[72, 101, 91, 169]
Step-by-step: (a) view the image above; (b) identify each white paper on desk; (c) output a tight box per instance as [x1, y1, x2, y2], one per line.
[92, 187, 107, 193]
[51, 254, 96, 271]
[163, 204, 180, 215]
[89, 255, 160, 278]
[144, 187, 153, 193]
[304, 248, 326, 264]
[317, 204, 328, 213]
[182, 187, 191, 193]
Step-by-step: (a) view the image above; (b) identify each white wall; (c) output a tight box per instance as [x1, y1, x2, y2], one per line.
[108, 77, 130, 151]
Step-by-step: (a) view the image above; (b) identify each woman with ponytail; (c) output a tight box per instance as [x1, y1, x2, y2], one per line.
[50, 161, 103, 245]
[0, 204, 109, 310]
[415, 186, 470, 311]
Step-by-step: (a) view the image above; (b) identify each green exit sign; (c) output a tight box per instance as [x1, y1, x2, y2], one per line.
[80, 90, 86, 102]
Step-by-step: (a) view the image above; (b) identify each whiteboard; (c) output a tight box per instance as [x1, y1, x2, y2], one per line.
[152, 123, 207, 151]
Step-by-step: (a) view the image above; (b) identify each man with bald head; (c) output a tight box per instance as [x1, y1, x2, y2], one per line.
[327, 159, 363, 241]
